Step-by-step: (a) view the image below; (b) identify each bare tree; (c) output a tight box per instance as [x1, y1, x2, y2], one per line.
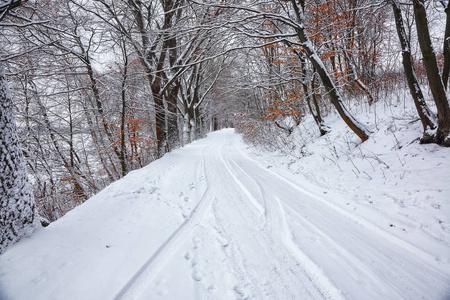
[441, 0, 450, 89]
[390, 0, 436, 142]
[288, 0, 370, 141]
[413, 0, 450, 146]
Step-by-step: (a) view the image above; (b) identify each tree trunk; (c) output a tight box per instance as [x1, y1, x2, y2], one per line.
[213, 116, 219, 131]
[182, 112, 191, 145]
[300, 58, 328, 135]
[130, 1, 168, 157]
[442, 3, 450, 90]
[413, 0, 450, 145]
[85, 55, 122, 163]
[195, 106, 203, 138]
[0, 64, 38, 254]
[391, 1, 436, 142]
[119, 54, 128, 177]
[311, 72, 330, 135]
[165, 16, 180, 149]
[343, 50, 376, 106]
[166, 83, 180, 150]
[290, 0, 370, 142]
[190, 118, 196, 142]
[151, 89, 167, 157]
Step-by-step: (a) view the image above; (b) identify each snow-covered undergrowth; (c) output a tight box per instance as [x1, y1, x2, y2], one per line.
[247, 92, 450, 263]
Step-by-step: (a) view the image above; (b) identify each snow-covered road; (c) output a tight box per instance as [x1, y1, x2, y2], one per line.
[1, 129, 449, 300]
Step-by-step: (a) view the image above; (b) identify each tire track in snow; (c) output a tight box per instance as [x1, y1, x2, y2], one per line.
[113, 150, 212, 300]
[209, 200, 264, 300]
[224, 150, 344, 300]
[215, 141, 313, 299]
[228, 154, 398, 296]
[231, 141, 450, 298]
[274, 196, 345, 300]
[227, 158, 269, 222]
[198, 138, 268, 299]
[218, 142, 265, 217]
[236, 144, 450, 277]
[282, 203, 404, 299]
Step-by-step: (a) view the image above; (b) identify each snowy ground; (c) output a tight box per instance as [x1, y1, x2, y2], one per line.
[1, 120, 450, 299]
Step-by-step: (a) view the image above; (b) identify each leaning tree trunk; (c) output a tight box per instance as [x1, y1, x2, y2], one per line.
[391, 1, 436, 142]
[311, 72, 330, 135]
[283, 38, 329, 135]
[343, 50, 376, 106]
[290, 0, 370, 142]
[413, 0, 450, 146]
[296, 48, 329, 136]
[0, 65, 38, 254]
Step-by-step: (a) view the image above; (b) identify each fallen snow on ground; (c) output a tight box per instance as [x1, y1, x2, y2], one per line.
[250, 97, 450, 263]
[1, 103, 449, 299]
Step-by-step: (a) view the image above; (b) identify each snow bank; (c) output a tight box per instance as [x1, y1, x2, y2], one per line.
[247, 94, 450, 265]
[0, 140, 209, 300]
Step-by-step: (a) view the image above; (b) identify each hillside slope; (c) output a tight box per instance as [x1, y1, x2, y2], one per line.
[0, 123, 449, 300]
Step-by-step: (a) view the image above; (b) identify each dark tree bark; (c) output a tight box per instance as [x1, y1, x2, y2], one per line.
[413, 0, 450, 146]
[166, 82, 180, 149]
[0, 0, 21, 20]
[119, 46, 128, 177]
[391, 0, 436, 142]
[442, 2, 450, 90]
[164, 12, 181, 149]
[151, 86, 167, 157]
[132, 0, 181, 157]
[129, 0, 167, 157]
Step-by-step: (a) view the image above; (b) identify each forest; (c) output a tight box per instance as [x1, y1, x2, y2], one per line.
[0, 1, 449, 299]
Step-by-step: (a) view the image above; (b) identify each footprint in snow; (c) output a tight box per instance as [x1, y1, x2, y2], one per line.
[133, 188, 144, 194]
[192, 270, 202, 282]
[148, 187, 158, 194]
[233, 285, 249, 300]
[431, 203, 441, 209]
[192, 236, 201, 248]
